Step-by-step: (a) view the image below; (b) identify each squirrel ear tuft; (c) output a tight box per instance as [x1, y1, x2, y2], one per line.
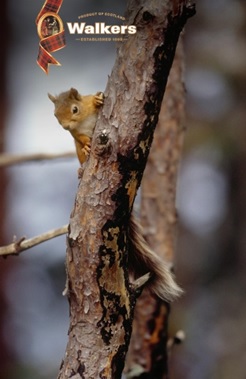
[69, 88, 81, 101]
[48, 93, 56, 103]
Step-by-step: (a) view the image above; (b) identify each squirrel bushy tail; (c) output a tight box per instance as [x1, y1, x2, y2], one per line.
[128, 215, 183, 302]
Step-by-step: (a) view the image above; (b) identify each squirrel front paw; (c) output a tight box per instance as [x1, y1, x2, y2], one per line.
[94, 92, 104, 107]
[81, 142, 91, 157]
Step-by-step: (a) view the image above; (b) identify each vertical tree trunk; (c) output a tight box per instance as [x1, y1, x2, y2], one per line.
[125, 40, 185, 379]
[57, 2, 195, 379]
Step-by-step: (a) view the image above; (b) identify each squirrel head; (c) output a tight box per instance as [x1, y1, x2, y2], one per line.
[48, 87, 81, 103]
[48, 88, 83, 131]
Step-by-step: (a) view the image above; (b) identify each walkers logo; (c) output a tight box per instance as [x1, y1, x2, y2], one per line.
[36, 0, 66, 74]
[67, 12, 137, 42]
[36, 3, 137, 73]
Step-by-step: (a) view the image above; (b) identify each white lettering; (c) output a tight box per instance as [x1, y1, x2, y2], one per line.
[110, 25, 121, 34]
[67, 22, 137, 35]
[95, 23, 100, 34]
[66, 22, 85, 34]
[84, 25, 94, 34]
[100, 23, 111, 34]
[128, 25, 137, 34]
[120, 25, 128, 33]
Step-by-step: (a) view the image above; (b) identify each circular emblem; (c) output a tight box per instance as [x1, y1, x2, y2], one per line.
[37, 12, 64, 39]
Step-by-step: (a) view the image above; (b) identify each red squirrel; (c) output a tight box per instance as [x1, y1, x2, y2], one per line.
[48, 88, 182, 301]
[48, 88, 104, 164]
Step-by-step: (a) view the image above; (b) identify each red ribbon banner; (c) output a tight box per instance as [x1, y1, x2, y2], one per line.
[36, 0, 66, 74]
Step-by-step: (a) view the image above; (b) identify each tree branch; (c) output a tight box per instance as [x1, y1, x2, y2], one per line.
[0, 225, 68, 257]
[0, 152, 76, 167]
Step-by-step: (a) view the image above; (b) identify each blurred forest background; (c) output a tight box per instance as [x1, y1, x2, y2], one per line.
[0, 1, 246, 378]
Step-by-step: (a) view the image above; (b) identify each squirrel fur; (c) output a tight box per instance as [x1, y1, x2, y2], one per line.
[48, 88, 104, 164]
[48, 88, 182, 302]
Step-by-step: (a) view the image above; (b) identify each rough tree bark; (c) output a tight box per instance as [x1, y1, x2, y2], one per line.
[57, 1, 195, 379]
[125, 40, 186, 379]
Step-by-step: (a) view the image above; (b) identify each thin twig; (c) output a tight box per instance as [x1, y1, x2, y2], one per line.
[0, 224, 69, 257]
[0, 152, 76, 167]
[132, 272, 151, 290]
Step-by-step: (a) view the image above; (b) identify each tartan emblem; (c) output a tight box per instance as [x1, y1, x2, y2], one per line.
[36, 0, 66, 74]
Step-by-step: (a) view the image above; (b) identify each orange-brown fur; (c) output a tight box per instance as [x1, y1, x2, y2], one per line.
[48, 88, 104, 164]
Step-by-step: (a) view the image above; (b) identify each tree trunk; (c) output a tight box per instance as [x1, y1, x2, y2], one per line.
[125, 39, 185, 379]
[57, 1, 195, 379]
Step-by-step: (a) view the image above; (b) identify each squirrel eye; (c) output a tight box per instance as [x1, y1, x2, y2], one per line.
[72, 105, 79, 114]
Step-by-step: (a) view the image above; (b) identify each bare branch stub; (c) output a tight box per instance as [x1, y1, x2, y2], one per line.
[0, 225, 68, 258]
[0, 151, 76, 167]
[58, 2, 195, 379]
